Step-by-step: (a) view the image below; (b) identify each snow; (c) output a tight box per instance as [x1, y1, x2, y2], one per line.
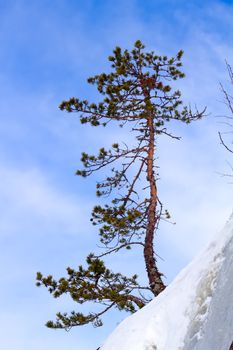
[101, 212, 233, 350]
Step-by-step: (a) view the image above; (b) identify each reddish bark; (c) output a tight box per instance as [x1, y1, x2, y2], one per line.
[143, 87, 166, 296]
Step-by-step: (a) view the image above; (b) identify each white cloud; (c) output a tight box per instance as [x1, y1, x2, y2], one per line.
[157, 121, 232, 265]
[1, 2, 233, 349]
[0, 163, 90, 238]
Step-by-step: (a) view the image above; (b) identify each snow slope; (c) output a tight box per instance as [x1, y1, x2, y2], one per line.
[101, 213, 233, 350]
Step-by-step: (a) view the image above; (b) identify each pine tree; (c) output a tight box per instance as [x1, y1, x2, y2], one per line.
[36, 40, 205, 330]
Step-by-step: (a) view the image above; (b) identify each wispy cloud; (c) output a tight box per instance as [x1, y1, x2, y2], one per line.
[0, 164, 88, 237]
[1, 1, 233, 349]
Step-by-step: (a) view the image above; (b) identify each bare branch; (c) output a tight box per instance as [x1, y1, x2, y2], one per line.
[219, 131, 233, 154]
[95, 241, 145, 258]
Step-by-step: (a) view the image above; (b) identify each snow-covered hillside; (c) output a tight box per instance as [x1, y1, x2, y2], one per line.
[101, 213, 233, 350]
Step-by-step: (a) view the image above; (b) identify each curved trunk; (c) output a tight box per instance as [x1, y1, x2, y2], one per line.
[144, 108, 166, 296]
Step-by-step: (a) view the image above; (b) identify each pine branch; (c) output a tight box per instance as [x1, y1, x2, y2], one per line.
[36, 254, 150, 328]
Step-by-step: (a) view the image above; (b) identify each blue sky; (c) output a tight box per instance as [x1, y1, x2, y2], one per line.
[1, 0, 233, 349]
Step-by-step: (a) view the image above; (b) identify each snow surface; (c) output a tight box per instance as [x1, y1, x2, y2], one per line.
[101, 213, 233, 350]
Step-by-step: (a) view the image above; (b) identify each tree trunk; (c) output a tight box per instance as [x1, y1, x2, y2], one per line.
[144, 107, 166, 296]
